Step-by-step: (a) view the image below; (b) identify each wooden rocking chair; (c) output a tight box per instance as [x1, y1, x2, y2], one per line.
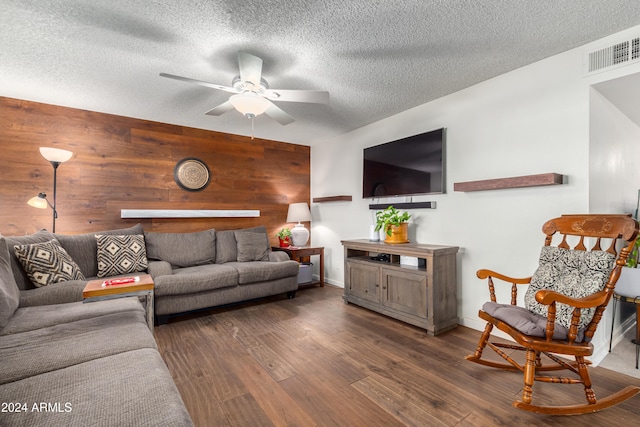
[466, 214, 640, 415]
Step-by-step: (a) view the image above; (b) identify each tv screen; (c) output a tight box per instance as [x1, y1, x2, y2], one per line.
[363, 128, 445, 198]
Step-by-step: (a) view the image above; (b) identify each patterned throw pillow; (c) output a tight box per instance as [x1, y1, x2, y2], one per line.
[96, 234, 148, 278]
[525, 246, 615, 330]
[13, 239, 85, 287]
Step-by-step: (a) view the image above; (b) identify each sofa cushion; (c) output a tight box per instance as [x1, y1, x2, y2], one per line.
[1, 297, 144, 335]
[482, 301, 584, 342]
[524, 246, 615, 331]
[96, 234, 148, 277]
[234, 230, 269, 262]
[0, 236, 20, 329]
[226, 260, 300, 285]
[145, 228, 216, 268]
[13, 239, 85, 287]
[216, 226, 268, 264]
[0, 348, 194, 427]
[147, 260, 173, 278]
[0, 309, 156, 385]
[18, 279, 86, 308]
[153, 264, 238, 297]
[54, 224, 144, 278]
[4, 229, 54, 290]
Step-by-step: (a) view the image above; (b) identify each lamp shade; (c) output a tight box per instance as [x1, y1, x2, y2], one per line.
[286, 202, 311, 223]
[229, 93, 271, 117]
[28, 193, 48, 209]
[39, 147, 73, 163]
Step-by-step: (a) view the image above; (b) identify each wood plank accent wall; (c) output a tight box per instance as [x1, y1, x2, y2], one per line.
[0, 97, 310, 244]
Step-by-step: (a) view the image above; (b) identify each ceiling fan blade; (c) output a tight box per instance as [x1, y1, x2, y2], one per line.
[264, 102, 295, 125]
[264, 89, 329, 104]
[237, 52, 263, 88]
[204, 101, 234, 116]
[159, 73, 239, 94]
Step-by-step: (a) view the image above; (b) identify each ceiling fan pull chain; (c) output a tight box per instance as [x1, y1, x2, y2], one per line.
[251, 115, 255, 140]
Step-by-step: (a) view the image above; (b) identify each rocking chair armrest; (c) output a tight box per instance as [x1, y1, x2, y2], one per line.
[476, 269, 532, 284]
[535, 289, 608, 309]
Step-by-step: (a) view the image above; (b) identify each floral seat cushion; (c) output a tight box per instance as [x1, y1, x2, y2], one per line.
[524, 246, 615, 331]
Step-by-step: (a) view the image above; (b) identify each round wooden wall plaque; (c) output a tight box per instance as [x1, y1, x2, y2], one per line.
[174, 158, 211, 191]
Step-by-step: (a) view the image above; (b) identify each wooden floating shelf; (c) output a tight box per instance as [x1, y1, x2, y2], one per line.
[369, 202, 436, 210]
[454, 173, 564, 192]
[312, 195, 352, 203]
[121, 209, 260, 218]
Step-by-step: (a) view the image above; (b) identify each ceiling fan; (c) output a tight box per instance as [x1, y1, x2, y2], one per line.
[160, 52, 329, 126]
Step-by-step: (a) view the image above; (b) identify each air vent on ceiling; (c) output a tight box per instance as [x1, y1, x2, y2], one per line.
[583, 36, 640, 76]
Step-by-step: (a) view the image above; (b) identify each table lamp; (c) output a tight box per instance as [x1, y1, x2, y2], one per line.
[286, 202, 311, 246]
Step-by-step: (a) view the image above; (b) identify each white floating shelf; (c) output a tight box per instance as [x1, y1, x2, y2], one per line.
[121, 209, 260, 218]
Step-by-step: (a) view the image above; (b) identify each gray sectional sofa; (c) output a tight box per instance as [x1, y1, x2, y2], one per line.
[0, 224, 301, 426]
[144, 225, 300, 324]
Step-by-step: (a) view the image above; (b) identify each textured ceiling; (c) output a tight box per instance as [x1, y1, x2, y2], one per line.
[1, 1, 640, 145]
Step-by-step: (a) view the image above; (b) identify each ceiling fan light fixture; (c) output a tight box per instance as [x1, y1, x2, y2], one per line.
[232, 75, 269, 93]
[229, 93, 271, 118]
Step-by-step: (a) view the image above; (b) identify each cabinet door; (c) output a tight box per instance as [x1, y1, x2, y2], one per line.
[381, 268, 427, 317]
[346, 262, 380, 303]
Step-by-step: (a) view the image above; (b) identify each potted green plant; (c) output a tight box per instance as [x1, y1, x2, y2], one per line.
[276, 228, 292, 247]
[375, 206, 411, 244]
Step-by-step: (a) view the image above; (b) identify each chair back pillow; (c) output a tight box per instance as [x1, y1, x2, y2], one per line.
[525, 246, 615, 331]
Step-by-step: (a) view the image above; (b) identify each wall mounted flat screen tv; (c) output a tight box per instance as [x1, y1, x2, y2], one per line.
[363, 127, 445, 198]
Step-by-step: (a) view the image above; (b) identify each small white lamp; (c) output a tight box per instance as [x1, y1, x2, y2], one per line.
[287, 202, 312, 246]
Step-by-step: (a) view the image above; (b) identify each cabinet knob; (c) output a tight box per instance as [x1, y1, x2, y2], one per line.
[375, 284, 379, 287]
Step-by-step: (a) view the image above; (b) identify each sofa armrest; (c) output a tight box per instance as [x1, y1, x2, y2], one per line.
[19, 280, 85, 307]
[269, 251, 290, 262]
[147, 260, 173, 278]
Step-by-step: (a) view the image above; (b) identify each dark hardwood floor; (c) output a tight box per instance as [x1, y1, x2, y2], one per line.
[154, 286, 640, 426]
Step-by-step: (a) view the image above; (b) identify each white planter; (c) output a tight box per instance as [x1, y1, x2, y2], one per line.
[616, 267, 640, 298]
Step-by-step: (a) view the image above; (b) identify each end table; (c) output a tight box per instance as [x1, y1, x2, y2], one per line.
[83, 274, 155, 330]
[272, 246, 324, 287]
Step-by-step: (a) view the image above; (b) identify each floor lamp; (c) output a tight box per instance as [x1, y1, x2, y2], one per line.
[27, 147, 73, 233]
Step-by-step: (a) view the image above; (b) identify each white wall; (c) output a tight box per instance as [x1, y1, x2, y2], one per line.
[311, 25, 640, 363]
[312, 46, 589, 327]
[588, 85, 640, 361]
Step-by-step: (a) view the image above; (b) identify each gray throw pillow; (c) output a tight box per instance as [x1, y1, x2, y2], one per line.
[144, 229, 216, 268]
[96, 234, 148, 278]
[234, 230, 269, 262]
[13, 239, 85, 287]
[0, 235, 20, 328]
[216, 226, 267, 263]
